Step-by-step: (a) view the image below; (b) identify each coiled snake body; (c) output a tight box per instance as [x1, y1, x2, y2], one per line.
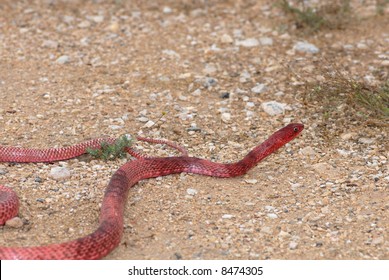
[0, 123, 303, 259]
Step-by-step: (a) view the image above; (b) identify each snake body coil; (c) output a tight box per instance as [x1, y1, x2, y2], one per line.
[0, 123, 304, 259]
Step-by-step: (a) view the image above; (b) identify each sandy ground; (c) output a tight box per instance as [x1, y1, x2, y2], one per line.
[0, 0, 388, 259]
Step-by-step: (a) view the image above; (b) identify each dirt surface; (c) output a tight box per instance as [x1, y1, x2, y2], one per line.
[0, 0, 388, 260]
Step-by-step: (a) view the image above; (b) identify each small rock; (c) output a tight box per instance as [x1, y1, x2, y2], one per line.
[109, 125, 122, 130]
[259, 37, 273, 46]
[358, 137, 374, 144]
[203, 64, 217, 74]
[267, 213, 278, 219]
[221, 112, 231, 123]
[381, 60, 389, 67]
[261, 101, 286, 116]
[163, 6, 172, 13]
[236, 38, 259, 47]
[220, 34, 233, 43]
[340, 132, 357, 141]
[144, 120, 155, 128]
[5, 217, 23, 228]
[162, 49, 180, 58]
[42, 40, 59, 49]
[222, 214, 234, 219]
[251, 83, 267, 94]
[78, 20, 91, 28]
[278, 230, 290, 238]
[300, 146, 316, 157]
[260, 226, 272, 235]
[372, 236, 384, 245]
[312, 163, 341, 180]
[186, 188, 198, 196]
[90, 15, 104, 23]
[336, 149, 351, 156]
[56, 55, 70, 64]
[109, 22, 120, 33]
[294, 41, 319, 54]
[137, 116, 149, 123]
[244, 179, 258, 184]
[264, 205, 275, 212]
[321, 206, 330, 214]
[220, 92, 230, 99]
[0, 169, 8, 175]
[289, 241, 298, 250]
[202, 77, 218, 88]
[49, 166, 71, 180]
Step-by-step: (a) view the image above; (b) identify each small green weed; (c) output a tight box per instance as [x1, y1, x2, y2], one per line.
[87, 135, 133, 161]
[278, 0, 352, 33]
[304, 70, 389, 120]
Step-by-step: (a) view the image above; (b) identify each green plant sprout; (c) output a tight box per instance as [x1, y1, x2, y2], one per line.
[87, 135, 133, 161]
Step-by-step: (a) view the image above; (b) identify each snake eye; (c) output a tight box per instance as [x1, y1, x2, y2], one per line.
[293, 126, 299, 132]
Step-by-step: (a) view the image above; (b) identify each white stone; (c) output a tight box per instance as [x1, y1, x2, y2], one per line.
[221, 112, 231, 123]
[261, 101, 286, 116]
[236, 38, 259, 47]
[259, 37, 273, 46]
[222, 214, 234, 219]
[267, 213, 278, 219]
[220, 34, 233, 43]
[251, 83, 267, 94]
[56, 55, 70, 64]
[289, 241, 298, 250]
[186, 188, 198, 195]
[294, 41, 319, 53]
[49, 166, 71, 180]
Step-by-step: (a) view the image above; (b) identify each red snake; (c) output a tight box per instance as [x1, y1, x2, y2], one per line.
[0, 123, 303, 259]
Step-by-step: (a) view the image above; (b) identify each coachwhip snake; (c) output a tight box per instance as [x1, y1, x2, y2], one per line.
[0, 123, 303, 259]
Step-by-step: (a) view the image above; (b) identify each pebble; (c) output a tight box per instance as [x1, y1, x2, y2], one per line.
[358, 137, 374, 144]
[109, 125, 122, 130]
[261, 101, 286, 116]
[144, 120, 155, 128]
[222, 214, 234, 219]
[300, 146, 316, 157]
[260, 226, 272, 235]
[162, 49, 180, 58]
[5, 217, 23, 228]
[108, 22, 120, 33]
[289, 241, 298, 250]
[89, 15, 104, 23]
[267, 213, 278, 219]
[78, 20, 91, 28]
[202, 77, 218, 88]
[372, 236, 384, 245]
[312, 163, 341, 180]
[137, 116, 149, 123]
[340, 132, 357, 141]
[337, 149, 352, 156]
[220, 34, 233, 44]
[294, 41, 319, 54]
[236, 38, 259, 47]
[221, 112, 231, 123]
[259, 37, 273, 46]
[49, 166, 71, 180]
[56, 55, 70, 64]
[244, 179, 258, 184]
[163, 6, 172, 14]
[251, 83, 267, 94]
[186, 188, 198, 196]
[42, 40, 59, 49]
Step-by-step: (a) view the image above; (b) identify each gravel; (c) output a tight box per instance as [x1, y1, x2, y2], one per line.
[0, 0, 387, 261]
